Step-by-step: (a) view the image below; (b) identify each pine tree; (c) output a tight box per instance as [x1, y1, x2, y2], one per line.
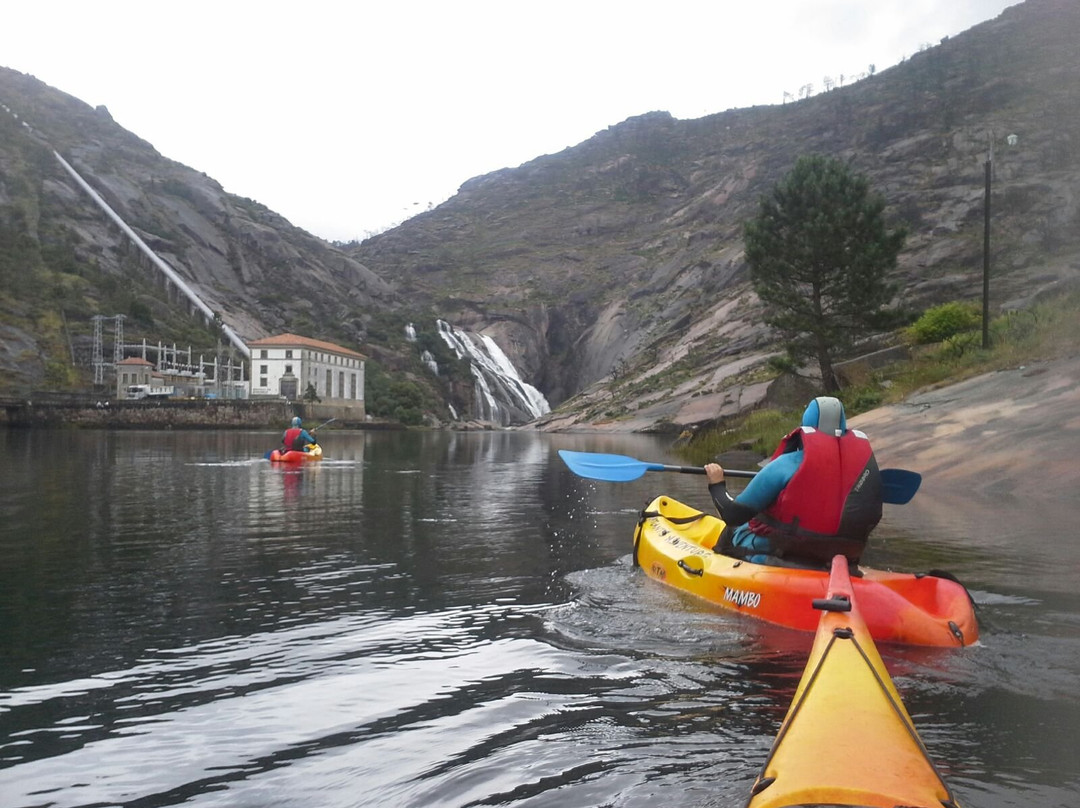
[744, 155, 906, 392]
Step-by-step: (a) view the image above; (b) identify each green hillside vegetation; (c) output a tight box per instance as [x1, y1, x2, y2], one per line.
[680, 288, 1080, 464]
[0, 224, 232, 396]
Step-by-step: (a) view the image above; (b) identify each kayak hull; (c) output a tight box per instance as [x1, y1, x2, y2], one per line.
[747, 555, 959, 807]
[268, 444, 322, 463]
[633, 495, 978, 647]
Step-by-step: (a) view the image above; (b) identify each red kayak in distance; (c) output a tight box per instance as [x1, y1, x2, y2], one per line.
[267, 444, 323, 463]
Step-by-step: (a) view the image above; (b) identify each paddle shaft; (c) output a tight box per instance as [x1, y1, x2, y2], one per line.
[653, 463, 757, 479]
[653, 462, 918, 502]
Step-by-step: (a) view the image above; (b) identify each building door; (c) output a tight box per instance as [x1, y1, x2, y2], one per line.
[279, 373, 298, 400]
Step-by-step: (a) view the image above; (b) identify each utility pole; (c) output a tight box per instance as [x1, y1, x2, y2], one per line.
[982, 145, 992, 350]
[113, 314, 126, 366]
[92, 315, 105, 385]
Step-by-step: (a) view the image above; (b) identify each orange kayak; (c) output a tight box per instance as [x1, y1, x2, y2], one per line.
[633, 495, 978, 647]
[746, 554, 960, 807]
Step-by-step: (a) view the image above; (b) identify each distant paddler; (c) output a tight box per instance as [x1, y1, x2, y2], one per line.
[281, 416, 318, 454]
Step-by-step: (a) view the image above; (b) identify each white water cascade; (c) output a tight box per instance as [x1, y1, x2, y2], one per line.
[436, 320, 550, 426]
[420, 349, 439, 375]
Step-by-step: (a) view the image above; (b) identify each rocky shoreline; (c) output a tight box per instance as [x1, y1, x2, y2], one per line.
[850, 356, 1080, 503]
[848, 355, 1080, 540]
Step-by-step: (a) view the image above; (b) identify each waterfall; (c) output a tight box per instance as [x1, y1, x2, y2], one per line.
[420, 349, 439, 375]
[436, 320, 550, 426]
[404, 323, 417, 342]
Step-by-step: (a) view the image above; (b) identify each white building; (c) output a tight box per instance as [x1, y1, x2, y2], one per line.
[247, 333, 365, 410]
[115, 357, 155, 396]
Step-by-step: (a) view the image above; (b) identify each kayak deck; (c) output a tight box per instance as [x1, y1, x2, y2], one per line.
[747, 555, 959, 807]
[633, 495, 978, 647]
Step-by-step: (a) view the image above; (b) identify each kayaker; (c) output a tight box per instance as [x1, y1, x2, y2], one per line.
[705, 396, 882, 566]
[281, 416, 317, 453]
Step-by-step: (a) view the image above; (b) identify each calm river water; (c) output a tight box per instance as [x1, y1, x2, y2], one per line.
[0, 429, 1077, 807]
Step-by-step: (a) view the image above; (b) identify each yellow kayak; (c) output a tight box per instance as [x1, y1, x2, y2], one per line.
[746, 554, 960, 808]
[633, 495, 979, 647]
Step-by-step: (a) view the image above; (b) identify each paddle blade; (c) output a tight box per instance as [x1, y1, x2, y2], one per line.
[558, 450, 652, 482]
[881, 468, 921, 504]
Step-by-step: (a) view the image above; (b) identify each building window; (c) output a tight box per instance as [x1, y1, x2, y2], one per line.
[350, 373, 357, 399]
[339, 371, 344, 397]
[326, 369, 332, 396]
[284, 364, 293, 374]
[285, 350, 293, 359]
[260, 365, 268, 374]
[260, 350, 268, 359]
[260, 376, 267, 387]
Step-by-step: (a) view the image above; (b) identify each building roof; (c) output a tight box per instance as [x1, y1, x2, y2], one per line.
[117, 357, 154, 366]
[247, 333, 366, 359]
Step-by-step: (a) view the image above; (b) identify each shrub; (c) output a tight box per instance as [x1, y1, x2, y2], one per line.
[906, 302, 981, 344]
[366, 362, 430, 424]
[938, 330, 981, 358]
[843, 386, 884, 414]
[682, 408, 798, 465]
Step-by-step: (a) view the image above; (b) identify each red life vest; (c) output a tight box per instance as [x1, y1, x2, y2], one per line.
[283, 427, 305, 450]
[747, 426, 882, 560]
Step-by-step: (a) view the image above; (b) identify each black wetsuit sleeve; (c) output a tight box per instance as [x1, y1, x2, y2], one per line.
[709, 481, 758, 527]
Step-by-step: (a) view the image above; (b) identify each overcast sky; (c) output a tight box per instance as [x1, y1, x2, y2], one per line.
[4, 0, 1021, 242]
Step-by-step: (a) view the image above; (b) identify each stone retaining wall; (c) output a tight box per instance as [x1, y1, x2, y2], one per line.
[833, 344, 912, 387]
[0, 399, 373, 429]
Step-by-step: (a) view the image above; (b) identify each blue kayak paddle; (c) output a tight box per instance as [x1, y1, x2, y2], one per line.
[557, 450, 921, 505]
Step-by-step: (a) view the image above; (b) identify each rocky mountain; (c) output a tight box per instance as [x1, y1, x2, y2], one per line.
[2, 0, 1079, 430]
[0, 69, 396, 390]
[351, 0, 1080, 430]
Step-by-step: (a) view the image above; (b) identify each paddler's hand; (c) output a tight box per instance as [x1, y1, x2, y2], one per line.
[705, 463, 725, 484]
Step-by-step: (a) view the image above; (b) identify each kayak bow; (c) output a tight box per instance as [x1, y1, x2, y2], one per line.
[747, 554, 960, 808]
[633, 495, 978, 647]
